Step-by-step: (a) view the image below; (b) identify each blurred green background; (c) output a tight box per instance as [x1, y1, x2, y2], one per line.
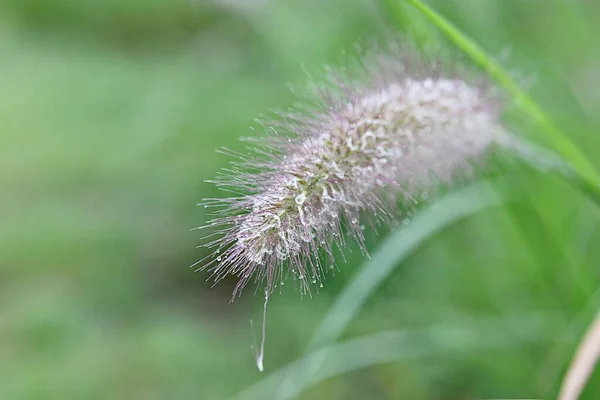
[1, 0, 599, 399]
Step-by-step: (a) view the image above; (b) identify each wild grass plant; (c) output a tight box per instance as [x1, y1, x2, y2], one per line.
[1, 0, 599, 399]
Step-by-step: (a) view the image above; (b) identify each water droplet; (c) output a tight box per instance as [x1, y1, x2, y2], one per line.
[360, 225, 366, 231]
[351, 218, 358, 224]
[329, 265, 334, 270]
[295, 192, 307, 205]
[216, 256, 222, 261]
[319, 283, 323, 288]
[312, 278, 317, 284]
[402, 219, 410, 226]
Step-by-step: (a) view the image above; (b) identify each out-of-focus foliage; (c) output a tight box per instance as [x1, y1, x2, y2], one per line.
[0, 0, 599, 399]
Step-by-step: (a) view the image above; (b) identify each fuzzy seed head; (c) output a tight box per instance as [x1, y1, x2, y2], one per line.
[198, 46, 504, 299]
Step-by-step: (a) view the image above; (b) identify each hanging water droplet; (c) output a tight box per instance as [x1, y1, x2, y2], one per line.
[360, 225, 366, 231]
[216, 256, 222, 261]
[319, 283, 323, 288]
[312, 277, 317, 284]
[351, 218, 358, 224]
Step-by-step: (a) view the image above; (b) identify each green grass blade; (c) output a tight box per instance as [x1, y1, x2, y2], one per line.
[400, 0, 600, 191]
[234, 314, 555, 400]
[308, 180, 505, 351]
[269, 180, 509, 398]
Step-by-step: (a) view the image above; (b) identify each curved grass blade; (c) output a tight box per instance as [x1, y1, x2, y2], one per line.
[234, 313, 555, 400]
[309, 180, 506, 350]
[558, 311, 600, 400]
[270, 179, 510, 398]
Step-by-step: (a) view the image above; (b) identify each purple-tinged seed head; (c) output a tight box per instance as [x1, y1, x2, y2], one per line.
[196, 44, 505, 300]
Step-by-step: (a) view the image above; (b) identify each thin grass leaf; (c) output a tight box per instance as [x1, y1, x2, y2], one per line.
[269, 179, 511, 398]
[558, 311, 600, 400]
[234, 314, 555, 400]
[309, 180, 506, 350]
[538, 288, 600, 397]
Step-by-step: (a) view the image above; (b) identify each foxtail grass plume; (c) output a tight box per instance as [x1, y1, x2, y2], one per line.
[196, 44, 505, 299]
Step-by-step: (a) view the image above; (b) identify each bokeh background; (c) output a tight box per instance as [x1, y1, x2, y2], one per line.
[1, 0, 599, 399]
